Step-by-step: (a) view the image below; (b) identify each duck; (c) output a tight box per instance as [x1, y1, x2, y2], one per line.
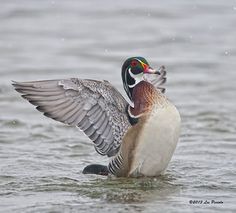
[12, 57, 181, 177]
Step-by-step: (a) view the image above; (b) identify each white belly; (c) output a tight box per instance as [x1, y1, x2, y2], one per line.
[129, 103, 181, 177]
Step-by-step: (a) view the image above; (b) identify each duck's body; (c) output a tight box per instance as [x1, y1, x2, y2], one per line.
[13, 57, 181, 177]
[121, 101, 180, 177]
[109, 81, 181, 177]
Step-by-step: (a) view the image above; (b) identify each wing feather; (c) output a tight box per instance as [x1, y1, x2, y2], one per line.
[13, 78, 131, 157]
[89, 130, 100, 141]
[84, 126, 96, 137]
[146, 66, 167, 93]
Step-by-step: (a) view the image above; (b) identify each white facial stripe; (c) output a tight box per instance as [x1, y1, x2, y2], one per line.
[128, 68, 144, 88]
[135, 58, 146, 69]
[135, 58, 142, 64]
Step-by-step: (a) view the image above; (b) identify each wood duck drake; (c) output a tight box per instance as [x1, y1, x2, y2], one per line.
[12, 57, 181, 177]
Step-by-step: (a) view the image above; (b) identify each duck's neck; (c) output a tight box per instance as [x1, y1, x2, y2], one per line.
[122, 67, 144, 100]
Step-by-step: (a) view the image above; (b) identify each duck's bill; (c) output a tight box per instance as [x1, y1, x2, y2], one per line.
[144, 65, 165, 75]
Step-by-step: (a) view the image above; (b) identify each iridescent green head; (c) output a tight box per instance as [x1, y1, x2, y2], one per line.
[121, 56, 159, 100]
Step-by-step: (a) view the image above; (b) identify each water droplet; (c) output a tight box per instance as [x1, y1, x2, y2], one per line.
[224, 51, 229, 55]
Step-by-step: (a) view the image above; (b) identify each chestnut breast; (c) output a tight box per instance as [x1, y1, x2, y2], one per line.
[129, 81, 166, 117]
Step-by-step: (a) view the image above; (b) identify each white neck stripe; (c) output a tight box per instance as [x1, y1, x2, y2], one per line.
[128, 105, 143, 118]
[128, 68, 144, 88]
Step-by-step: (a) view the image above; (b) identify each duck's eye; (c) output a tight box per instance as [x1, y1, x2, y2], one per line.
[131, 60, 138, 67]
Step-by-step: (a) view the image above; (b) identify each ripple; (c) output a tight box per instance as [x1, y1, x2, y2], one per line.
[0, 118, 27, 128]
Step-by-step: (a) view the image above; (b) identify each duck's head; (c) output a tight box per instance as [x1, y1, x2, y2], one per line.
[121, 56, 161, 100]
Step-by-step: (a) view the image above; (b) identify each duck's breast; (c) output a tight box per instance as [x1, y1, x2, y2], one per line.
[129, 102, 181, 177]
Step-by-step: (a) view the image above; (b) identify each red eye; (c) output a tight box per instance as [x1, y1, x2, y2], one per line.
[131, 60, 138, 67]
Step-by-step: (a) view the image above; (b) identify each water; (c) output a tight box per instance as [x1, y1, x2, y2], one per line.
[0, 0, 236, 212]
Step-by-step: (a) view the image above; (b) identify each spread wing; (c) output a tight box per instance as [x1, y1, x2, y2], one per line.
[12, 78, 131, 157]
[146, 66, 167, 93]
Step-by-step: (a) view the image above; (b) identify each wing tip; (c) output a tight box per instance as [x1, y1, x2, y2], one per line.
[12, 80, 19, 88]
